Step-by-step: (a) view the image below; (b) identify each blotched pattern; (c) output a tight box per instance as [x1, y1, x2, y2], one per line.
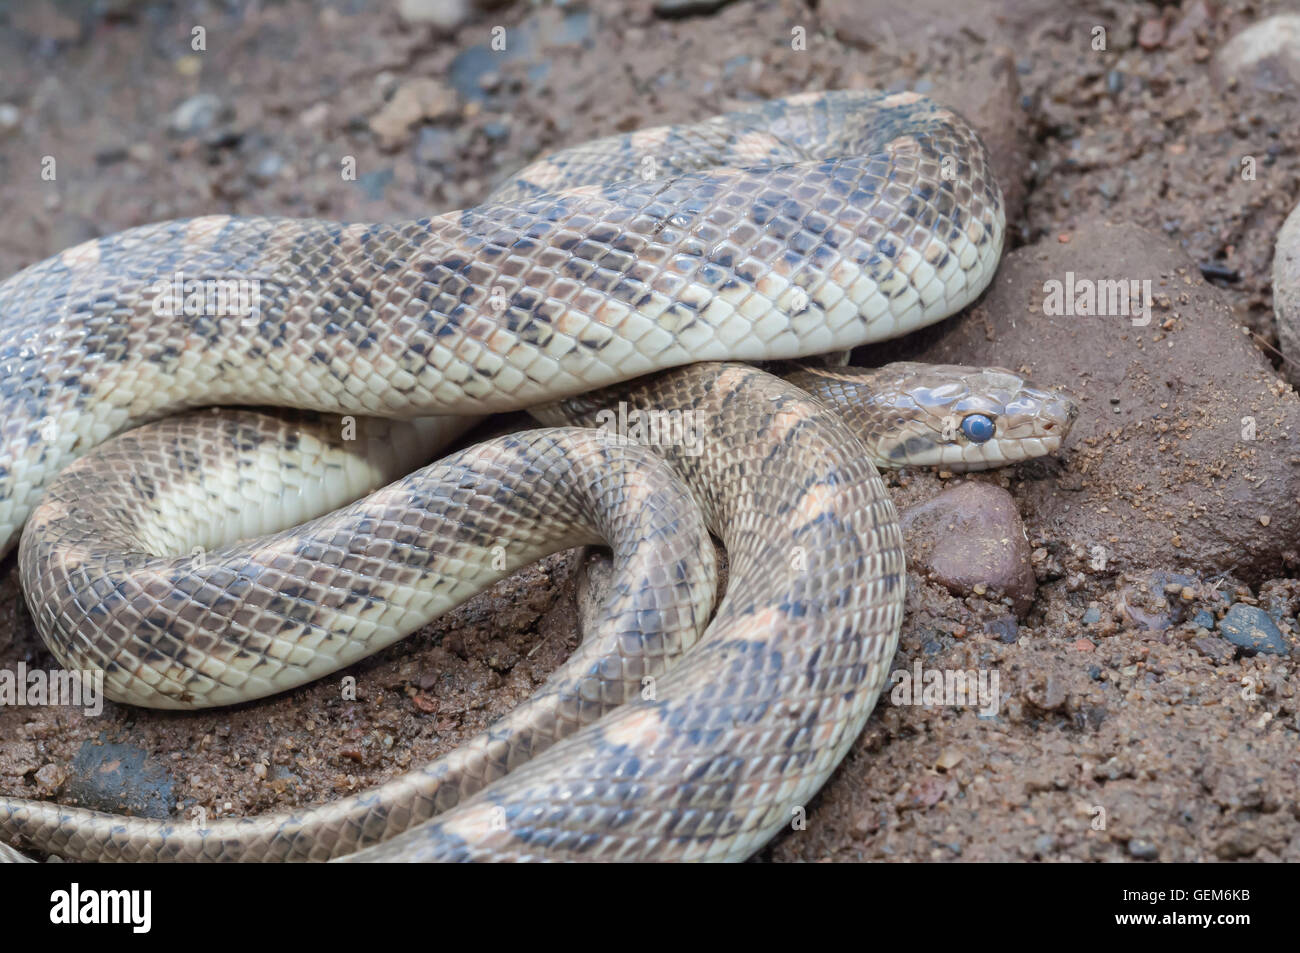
[1, 360, 1075, 861]
[0, 90, 1024, 862]
[0, 90, 1003, 556]
[7, 419, 718, 859]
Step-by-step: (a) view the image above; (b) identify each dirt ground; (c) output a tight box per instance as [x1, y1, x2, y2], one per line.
[2, 0, 1300, 862]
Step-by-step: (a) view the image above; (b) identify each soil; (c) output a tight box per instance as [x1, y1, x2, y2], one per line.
[2, 0, 1300, 862]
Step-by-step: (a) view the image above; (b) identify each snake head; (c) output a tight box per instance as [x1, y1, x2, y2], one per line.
[856, 362, 1078, 471]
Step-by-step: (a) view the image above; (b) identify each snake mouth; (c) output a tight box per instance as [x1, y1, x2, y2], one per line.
[914, 425, 1069, 471]
[1036, 433, 1064, 457]
[966, 436, 1060, 468]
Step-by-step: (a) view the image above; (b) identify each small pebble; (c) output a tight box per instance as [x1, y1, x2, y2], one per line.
[415, 125, 457, 164]
[1217, 604, 1288, 656]
[249, 151, 284, 186]
[654, 0, 738, 16]
[984, 616, 1019, 643]
[1138, 18, 1166, 50]
[34, 763, 67, 795]
[168, 93, 228, 137]
[397, 0, 470, 31]
[935, 749, 963, 770]
[1129, 839, 1160, 860]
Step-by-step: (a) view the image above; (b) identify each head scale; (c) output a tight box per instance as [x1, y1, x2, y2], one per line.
[863, 362, 1077, 471]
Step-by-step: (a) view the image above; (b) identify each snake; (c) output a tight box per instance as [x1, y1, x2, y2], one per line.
[0, 90, 1077, 862]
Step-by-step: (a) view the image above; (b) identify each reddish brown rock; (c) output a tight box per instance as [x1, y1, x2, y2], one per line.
[900, 481, 1037, 615]
[1138, 17, 1167, 51]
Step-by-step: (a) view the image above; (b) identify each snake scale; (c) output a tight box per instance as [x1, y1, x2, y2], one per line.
[0, 90, 1076, 861]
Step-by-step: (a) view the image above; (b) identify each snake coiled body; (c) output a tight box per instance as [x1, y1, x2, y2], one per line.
[0, 91, 1070, 861]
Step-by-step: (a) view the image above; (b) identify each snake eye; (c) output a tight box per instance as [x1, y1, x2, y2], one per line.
[960, 414, 995, 443]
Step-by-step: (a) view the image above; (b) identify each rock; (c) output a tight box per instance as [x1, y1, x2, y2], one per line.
[445, 8, 592, 102]
[1117, 592, 1169, 631]
[1274, 203, 1300, 389]
[94, 143, 129, 166]
[1117, 571, 1196, 631]
[449, 45, 496, 101]
[1217, 605, 1289, 656]
[1192, 636, 1234, 662]
[1213, 14, 1300, 92]
[33, 763, 66, 796]
[899, 482, 1036, 614]
[167, 93, 229, 138]
[850, 809, 880, 837]
[356, 167, 395, 201]
[414, 125, 458, 165]
[1093, 756, 1130, 781]
[173, 53, 201, 77]
[1167, 0, 1213, 48]
[1128, 838, 1160, 860]
[64, 741, 175, 819]
[397, 0, 470, 31]
[1137, 17, 1166, 50]
[654, 0, 737, 16]
[299, 102, 329, 128]
[873, 222, 1300, 581]
[1033, 674, 1067, 711]
[370, 78, 457, 150]
[249, 151, 285, 186]
[1191, 609, 1215, 631]
[983, 615, 1019, 643]
[1215, 827, 1262, 859]
[0, 103, 19, 138]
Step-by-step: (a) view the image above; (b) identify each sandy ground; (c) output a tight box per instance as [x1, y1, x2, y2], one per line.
[2, 0, 1299, 862]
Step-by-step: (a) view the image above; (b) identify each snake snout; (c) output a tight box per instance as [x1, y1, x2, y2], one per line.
[999, 379, 1079, 459]
[1042, 391, 1080, 432]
